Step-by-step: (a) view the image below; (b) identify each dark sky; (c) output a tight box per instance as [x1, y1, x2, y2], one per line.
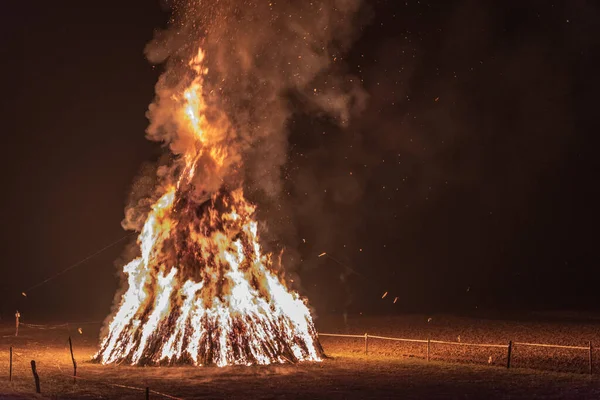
[1, 0, 599, 321]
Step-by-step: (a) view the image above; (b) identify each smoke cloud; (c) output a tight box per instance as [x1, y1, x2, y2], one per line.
[277, 0, 597, 312]
[121, 0, 369, 235]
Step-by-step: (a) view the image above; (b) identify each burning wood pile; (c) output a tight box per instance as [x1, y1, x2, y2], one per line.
[93, 7, 328, 365]
[95, 186, 322, 366]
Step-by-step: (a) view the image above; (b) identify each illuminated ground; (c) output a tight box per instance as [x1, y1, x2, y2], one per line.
[2, 314, 600, 399]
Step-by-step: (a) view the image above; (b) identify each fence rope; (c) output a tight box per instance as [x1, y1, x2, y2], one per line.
[514, 342, 589, 350]
[22, 232, 136, 295]
[51, 363, 184, 400]
[20, 321, 103, 330]
[318, 333, 364, 339]
[430, 339, 507, 348]
[319, 333, 587, 350]
[368, 334, 428, 343]
[21, 323, 69, 330]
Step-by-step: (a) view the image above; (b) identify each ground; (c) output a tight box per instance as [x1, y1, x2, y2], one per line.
[2, 313, 600, 399]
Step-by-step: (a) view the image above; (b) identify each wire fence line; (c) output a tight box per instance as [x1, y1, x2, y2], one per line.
[429, 339, 507, 348]
[318, 333, 364, 339]
[51, 369, 184, 400]
[513, 341, 589, 350]
[318, 331, 594, 374]
[368, 334, 428, 344]
[5, 343, 183, 400]
[319, 332, 506, 347]
[2, 322, 594, 398]
[20, 323, 70, 330]
[319, 331, 589, 350]
[5, 320, 183, 399]
[21, 232, 136, 296]
[20, 321, 103, 330]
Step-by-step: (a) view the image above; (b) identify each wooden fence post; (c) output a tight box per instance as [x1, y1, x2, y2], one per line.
[15, 311, 20, 337]
[68, 336, 77, 383]
[506, 341, 513, 369]
[427, 339, 431, 361]
[146, 386, 150, 400]
[364, 333, 368, 355]
[9, 347, 13, 382]
[30, 360, 41, 393]
[589, 341, 593, 375]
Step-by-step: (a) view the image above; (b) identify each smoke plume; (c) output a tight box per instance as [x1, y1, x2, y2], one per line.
[122, 0, 369, 233]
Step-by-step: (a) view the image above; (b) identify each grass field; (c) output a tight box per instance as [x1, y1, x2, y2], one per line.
[1, 314, 600, 399]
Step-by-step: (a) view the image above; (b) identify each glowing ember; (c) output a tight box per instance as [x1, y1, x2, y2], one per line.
[94, 46, 322, 365]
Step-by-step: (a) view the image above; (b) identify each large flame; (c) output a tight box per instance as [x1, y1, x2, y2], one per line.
[95, 48, 322, 366]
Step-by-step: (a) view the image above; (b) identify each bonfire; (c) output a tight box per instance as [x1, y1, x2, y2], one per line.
[94, 41, 323, 365]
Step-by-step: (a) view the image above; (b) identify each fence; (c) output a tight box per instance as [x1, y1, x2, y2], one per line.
[318, 332, 593, 374]
[4, 322, 182, 399]
[3, 322, 594, 397]
[10, 322, 596, 374]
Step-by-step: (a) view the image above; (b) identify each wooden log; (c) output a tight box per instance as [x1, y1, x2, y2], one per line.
[9, 347, 12, 382]
[68, 336, 77, 383]
[30, 360, 41, 393]
[506, 341, 513, 369]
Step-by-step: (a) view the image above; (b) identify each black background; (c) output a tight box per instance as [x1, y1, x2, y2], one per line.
[1, 0, 598, 321]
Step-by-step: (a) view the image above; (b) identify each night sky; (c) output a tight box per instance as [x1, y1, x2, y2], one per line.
[1, 0, 599, 321]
